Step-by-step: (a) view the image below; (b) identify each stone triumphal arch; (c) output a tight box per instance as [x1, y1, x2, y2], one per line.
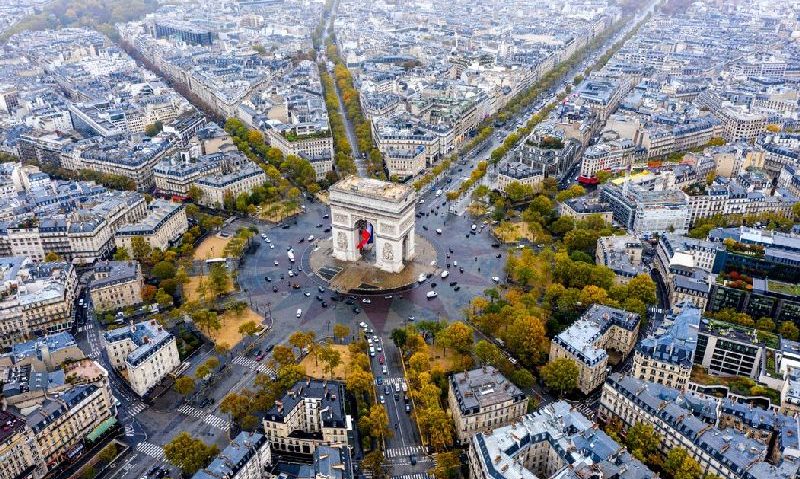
[329, 176, 416, 273]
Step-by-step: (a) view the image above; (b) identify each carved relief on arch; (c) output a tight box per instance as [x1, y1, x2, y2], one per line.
[382, 243, 394, 261]
[336, 231, 347, 251]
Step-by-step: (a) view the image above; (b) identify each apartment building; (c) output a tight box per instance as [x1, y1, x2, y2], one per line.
[192, 432, 271, 479]
[654, 234, 723, 310]
[89, 261, 144, 312]
[264, 128, 334, 166]
[695, 318, 764, 380]
[697, 92, 767, 142]
[262, 379, 348, 455]
[26, 384, 114, 469]
[600, 183, 689, 235]
[0, 410, 45, 479]
[384, 145, 427, 179]
[0, 257, 77, 348]
[296, 446, 353, 479]
[632, 303, 701, 389]
[153, 151, 226, 196]
[640, 117, 722, 159]
[595, 235, 647, 284]
[549, 305, 640, 394]
[0, 332, 84, 372]
[103, 320, 180, 397]
[468, 400, 655, 479]
[684, 176, 796, 227]
[195, 163, 267, 209]
[557, 196, 613, 223]
[580, 138, 639, 178]
[447, 366, 527, 444]
[115, 199, 188, 252]
[496, 162, 544, 193]
[600, 374, 800, 479]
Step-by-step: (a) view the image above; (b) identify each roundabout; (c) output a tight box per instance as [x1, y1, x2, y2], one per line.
[309, 234, 439, 293]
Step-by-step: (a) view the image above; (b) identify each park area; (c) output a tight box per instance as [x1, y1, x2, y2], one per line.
[193, 235, 231, 260]
[183, 275, 232, 302]
[208, 309, 265, 347]
[300, 344, 352, 381]
[492, 221, 547, 244]
[428, 344, 462, 373]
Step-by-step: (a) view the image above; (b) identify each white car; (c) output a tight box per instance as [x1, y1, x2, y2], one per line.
[492, 276, 500, 283]
[379, 395, 385, 404]
[382, 365, 388, 374]
[274, 260, 279, 266]
[270, 244, 275, 249]
[362, 298, 371, 304]
[359, 321, 368, 329]
[441, 270, 449, 279]
[304, 292, 311, 297]
[307, 235, 315, 242]
[417, 273, 427, 283]
[426, 291, 438, 299]
[435, 228, 442, 235]
[288, 270, 294, 277]
[261, 234, 266, 239]
[369, 346, 375, 357]
[296, 309, 302, 318]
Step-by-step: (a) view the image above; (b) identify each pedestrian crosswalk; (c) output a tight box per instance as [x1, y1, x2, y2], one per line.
[376, 377, 405, 389]
[232, 356, 276, 377]
[384, 445, 426, 459]
[177, 404, 205, 418]
[127, 402, 147, 416]
[137, 441, 164, 460]
[177, 404, 231, 431]
[204, 414, 231, 431]
[392, 474, 431, 479]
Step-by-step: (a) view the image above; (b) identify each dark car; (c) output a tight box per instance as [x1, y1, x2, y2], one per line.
[265, 276, 272, 282]
[324, 227, 331, 233]
[449, 281, 457, 286]
[292, 283, 300, 289]
[410, 455, 417, 466]
[316, 295, 323, 301]
[272, 286, 279, 292]
[318, 286, 325, 293]
[430, 282, 437, 288]
[454, 286, 461, 291]
[281, 224, 290, 229]
[345, 299, 354, 305]
[316, 223, 323, 228]
[353, 307, 361, 314]
[394, 393, 400, 401]
[496, 253, 502, 258]
[321, 301, 328, 308]
[330, 296, 339, 302]
[422, 225, 428, 230]
[491, 243, 501, 248]
[384, 385, 391, 395]
[298, 238, 305, 243]
[322, 214, 329, 219]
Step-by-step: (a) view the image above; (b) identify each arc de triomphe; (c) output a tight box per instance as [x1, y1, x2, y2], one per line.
[328, 176, 416, 273]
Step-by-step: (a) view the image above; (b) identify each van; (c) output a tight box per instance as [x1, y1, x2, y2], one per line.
[296, 309, 302, 318]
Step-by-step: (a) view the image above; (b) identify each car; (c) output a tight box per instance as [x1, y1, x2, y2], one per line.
[322, 214, 329, 219]
[274, 260, 279, 266]
[454, 286, 461, 291]
[430, 282, 437, 288]
[270, 244, 275, 249]
[492, 276, 500, 283]
[321, 301, 328, 308]
[317, 295, 325, 301]
[281, 224, 290, 229]
[307, 235, 315, 242]
[369, 346, 375, 357]
[280, 274, 285, 280]
[426, 291, 438, 299]
[408, 315, 415, 321]
[359, 321, 367, 329]
[410, 455, 417, 466]
[379, 395, 385, 404]
[382, 365, 388, 374]
[265, 238, 271, 243]
[459, 267, 464, 274]
[330, 295, 339, 302]
[362, 298, 371, 303]
[324, 227, 331, 233]
[379, 355, 384, 364]
[384, 295, 393, 299]
[449, 281, 457, 286]
[273, 286, 279, 292]
[298, 238, 305, 243]
[304, 291, 311, 297]
[345, 299, 354, 305]
[405, 403, 411, 412]
[384, 385, 391, 395]
[255, 353, 265, 361]
[292, 283, 300, 289]
[441, 270, 449, 278]
[353, 307, 361, 314]
[376, 344, 382, 352]
[316, 224, 323, 228]
[394, 393, 400, 401]
[496, 253, 502, 258]
[318, 286, 325, 293]
[288, 270, 295, 277]
[436, 228, 442, 234]
[422, 225, 428, 231]
[376, 376, 383, 385]
[296, 309, 302, 318]
[265, 276, 271, 282]
[491, 243, 501, 248]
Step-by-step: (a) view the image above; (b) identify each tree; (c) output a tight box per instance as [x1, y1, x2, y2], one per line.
[174, 376, 195, 395]
[271, 345, 295, 368]
[436, 321, 473, 356]
[155, 288, 173, 308]
[362, 450, 386, 479]
[208, 264, 230, 298]
[238, 321, 259, 337]
[475, 340, 503, 366]
[113, 247, 130, 261]
[390, 328, 408, 350]
[220, 392, 252, 422]
[540, 358, 579, 396]
[144, 120, 163, 137]
[44, 251, 62, 262]
[432, 451, 460, 479]
[625, 274, 657, 306]
[510, 369, 535, 388]
[346, 368, 374, 400]
[664, 447, 702, 479]
[333, 323, 350, 343]
[97, 443, 119, 464]
[130, 236, 152, 262]
[781, 321, 800, 341]
[187, 184, 204, 202]
[163, 432, 219, 476]
[755, 317, 775, 332]
[152, 261, 176, 280]
[319, 345, 342, 378]
[625, 422, 661, 463]
[289, 331, 316, 354]
[360, 405, 392, 440]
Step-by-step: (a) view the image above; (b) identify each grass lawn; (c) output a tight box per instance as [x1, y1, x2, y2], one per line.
[208, 308, 265, 346]
[428, 344, 462, 373]
[300, 344, 352, 381]
[258, 201, 301, 222]
[769, 280, 800, 296]
[183, 276, 233, 302]
[492, 221, 540, 243]
[193, 235, 232, 260]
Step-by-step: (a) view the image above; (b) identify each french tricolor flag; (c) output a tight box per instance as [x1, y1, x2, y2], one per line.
[357, 223, 373, 250]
